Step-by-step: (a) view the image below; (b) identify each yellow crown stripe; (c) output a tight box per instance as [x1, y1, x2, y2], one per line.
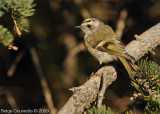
[83, 18, 92, 22]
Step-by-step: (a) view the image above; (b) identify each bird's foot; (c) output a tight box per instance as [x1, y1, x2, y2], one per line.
[89, 72, 101, 79]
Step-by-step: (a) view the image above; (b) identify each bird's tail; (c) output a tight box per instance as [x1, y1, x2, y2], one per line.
[118, 56, 134, 79]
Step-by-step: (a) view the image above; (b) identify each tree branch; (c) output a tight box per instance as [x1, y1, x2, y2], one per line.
[125, 23, 160, 61]
[58, 75, 101, 114]
[97, 66, 117, 107]
[57, 23, 160, 114]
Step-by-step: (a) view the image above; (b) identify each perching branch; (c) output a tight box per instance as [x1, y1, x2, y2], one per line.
[57, 75, 101, 114]
[125, 23, 160, 61]
[58, 23, 160, 114]
[97, 66, 117, 107]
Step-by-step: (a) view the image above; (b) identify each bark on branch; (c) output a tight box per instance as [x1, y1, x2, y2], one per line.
[57, 23, 160, 114]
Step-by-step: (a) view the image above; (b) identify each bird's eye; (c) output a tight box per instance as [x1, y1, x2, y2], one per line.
[87, 24, 91, 28]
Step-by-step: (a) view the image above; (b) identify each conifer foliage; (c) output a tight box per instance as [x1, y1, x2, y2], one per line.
[0, 0, 35, 46]
[132, 58, 160, 113]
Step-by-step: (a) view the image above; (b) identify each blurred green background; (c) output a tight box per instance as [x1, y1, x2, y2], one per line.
[0, 0, 160, 113]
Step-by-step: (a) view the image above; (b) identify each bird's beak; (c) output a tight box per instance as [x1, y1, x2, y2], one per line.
[75, 26, 81, 29]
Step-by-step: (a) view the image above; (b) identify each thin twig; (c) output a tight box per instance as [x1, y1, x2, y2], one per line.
[30, 47, 57, 114]
[11, 5, 22, 37]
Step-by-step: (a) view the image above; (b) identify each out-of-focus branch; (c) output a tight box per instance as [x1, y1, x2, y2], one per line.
[64, 42, 85, 64]
[58, 23, 160, 114]
[80, 8, 91, 19]
[116, 9, 128, 39]
[30, 47, 57, 114]
[60, 33, 86, 87]
[7, 52, 24, 77]
[4, 88, 18, 109]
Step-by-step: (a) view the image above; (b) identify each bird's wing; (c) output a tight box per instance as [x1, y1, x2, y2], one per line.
[95, 40, 125, 57]
[86, 27, 125, 57]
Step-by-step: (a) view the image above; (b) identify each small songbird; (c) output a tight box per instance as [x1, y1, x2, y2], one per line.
[76, 18, 135, 78]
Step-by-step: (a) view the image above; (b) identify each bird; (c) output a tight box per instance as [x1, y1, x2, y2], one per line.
[76, 18, 135, 78]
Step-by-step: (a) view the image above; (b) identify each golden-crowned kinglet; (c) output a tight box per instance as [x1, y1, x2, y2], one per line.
[76, 18, 135, 78]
